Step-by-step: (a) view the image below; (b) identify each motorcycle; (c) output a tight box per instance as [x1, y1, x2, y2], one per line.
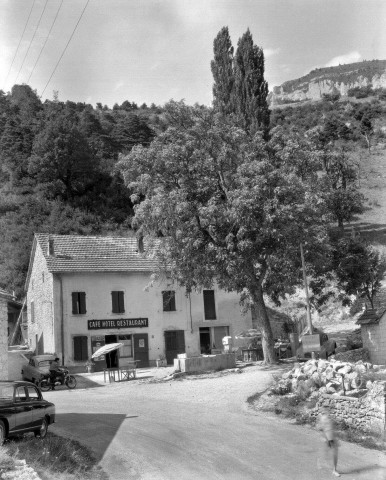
[38, 368, 77, 391]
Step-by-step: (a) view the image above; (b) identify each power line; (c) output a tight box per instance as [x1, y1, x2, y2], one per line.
[15, 0, 49, 84]
[3, 0, 36, 90]
[41, 0, 90, 98]
[27, 0, 64, 84]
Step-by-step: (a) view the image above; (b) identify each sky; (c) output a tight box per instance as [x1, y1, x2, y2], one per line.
[1, 0, 386, 108]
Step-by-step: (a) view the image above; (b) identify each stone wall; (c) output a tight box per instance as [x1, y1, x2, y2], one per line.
[333, 348, 370, 363]
[174, 353, 236, 373]
[0, 296, 8, 380]
[317, 381, 386, 435]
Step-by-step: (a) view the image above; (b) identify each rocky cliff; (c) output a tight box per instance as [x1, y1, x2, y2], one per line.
[270, 60, 386, 106]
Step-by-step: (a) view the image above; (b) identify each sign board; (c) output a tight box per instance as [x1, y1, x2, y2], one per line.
[302, 334, 321, 353]
[88, 318, 148, 330]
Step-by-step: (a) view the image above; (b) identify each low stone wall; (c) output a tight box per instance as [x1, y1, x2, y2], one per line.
[333, 348, 370, 363]
[317, 381, 386, 435]
[175, 353, 236, 373]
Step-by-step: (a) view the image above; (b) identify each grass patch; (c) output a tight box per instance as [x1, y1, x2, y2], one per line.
[4, 433, 108, 480]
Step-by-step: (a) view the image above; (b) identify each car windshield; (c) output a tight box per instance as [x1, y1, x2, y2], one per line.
[0, 385, 14, 400]
[38, 360, 51, 368]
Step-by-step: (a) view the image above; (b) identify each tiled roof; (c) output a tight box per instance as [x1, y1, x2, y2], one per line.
[34, 234, 158, 273]
[356, 308, 385, 325]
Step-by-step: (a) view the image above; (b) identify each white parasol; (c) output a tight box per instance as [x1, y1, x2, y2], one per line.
[235, 329, 261, 339]
[91, 342, 123, 358]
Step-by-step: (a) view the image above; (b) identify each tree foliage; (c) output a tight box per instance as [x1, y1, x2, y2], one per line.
[333, 236, 386, 308]
[211, 27, 270, 137]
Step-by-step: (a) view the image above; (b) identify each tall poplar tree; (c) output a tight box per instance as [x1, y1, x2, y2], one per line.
[211, 26, 234, 115]
[234, 29, 270, 137]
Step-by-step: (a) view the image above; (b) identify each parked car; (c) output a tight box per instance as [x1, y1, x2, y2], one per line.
[21, 355, 56, 384]
[0, 380, 55, 444]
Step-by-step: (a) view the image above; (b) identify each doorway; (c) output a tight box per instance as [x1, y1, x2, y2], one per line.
[199, 328, 211, 354]
[105, 335, 118, 368]
[164, 330, 185, 365]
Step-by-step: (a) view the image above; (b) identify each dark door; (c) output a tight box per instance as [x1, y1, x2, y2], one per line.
[105, 335, 118, 368]
[164, 330, 185, 365]
[14, 386, 33, 430]
[26, 385, 45, 427]
[133, 333, 149, 368]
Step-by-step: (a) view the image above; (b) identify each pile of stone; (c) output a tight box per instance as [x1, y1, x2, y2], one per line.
[272, 358, 378, 398]
[1, 459, 41, 480]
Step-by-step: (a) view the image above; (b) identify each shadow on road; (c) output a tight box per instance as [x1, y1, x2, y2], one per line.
[52, 412, 138, 461]
[342, 465, 386, 475]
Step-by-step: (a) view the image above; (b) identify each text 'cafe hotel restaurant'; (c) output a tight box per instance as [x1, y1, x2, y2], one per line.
[25, 234, 253, 371]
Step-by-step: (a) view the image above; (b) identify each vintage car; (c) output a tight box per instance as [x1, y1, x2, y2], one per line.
[0, 380, 55, 444]
[21, 355, 56, 384]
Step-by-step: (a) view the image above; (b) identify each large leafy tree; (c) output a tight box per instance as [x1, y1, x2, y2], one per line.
[119, 101, 329, 363]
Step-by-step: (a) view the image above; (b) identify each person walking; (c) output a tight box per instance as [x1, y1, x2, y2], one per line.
[318, 405, 341, 477]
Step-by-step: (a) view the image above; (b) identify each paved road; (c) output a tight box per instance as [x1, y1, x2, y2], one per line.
[48, 367, 386, 480]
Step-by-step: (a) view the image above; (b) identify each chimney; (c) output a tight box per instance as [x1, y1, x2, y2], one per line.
[48, 236, 55, 256]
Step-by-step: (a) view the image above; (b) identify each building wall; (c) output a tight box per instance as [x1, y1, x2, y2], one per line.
[27, 243, 55, 355]
[361, 317, 386, 365]
[47, 271, 252, 368]
[0, 296, 8, 379]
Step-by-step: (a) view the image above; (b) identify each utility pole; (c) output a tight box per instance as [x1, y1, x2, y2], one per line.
[300, 243, 313, 335]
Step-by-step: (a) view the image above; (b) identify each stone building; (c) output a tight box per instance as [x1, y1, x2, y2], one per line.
[357, 307, 386, 365]
[25, 234, 253, 372]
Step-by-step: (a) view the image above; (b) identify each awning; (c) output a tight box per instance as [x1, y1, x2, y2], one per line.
[91, 343, 123, 358]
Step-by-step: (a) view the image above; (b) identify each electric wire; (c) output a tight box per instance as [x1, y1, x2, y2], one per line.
[3, 0, 36, 90]
[41, 0, 90, 98]
[27, 0, 64, 84]
[15, 0, 49, 84]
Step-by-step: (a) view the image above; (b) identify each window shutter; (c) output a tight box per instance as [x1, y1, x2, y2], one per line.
[170, 291, 176, 311]
[112, 291, 119, 313]
[74, 336, 88, 361]
[72, 293, 78, 314]
[79, 292, 86, 314]
[203, 290, 216, 320]
[118, 291, 125, 313]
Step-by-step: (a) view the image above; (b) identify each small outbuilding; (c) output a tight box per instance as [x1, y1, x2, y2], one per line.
[356, 307, 386, 365]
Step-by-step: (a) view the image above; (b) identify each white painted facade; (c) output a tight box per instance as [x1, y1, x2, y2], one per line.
[26, 236, 252, 371]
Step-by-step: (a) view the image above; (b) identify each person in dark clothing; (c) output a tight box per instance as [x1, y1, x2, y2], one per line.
[49, 357, 65, 389]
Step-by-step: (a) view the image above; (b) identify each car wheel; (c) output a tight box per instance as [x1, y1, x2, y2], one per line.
[0, 420, 6, 445]
[35, 418, 48, 438]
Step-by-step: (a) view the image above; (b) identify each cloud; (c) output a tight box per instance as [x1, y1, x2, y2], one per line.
[325, 51, 361, 67]
[264, 48, 280, 58]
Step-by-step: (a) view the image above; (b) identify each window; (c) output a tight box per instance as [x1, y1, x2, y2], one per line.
[15, 386, 27, 402]
[42, 272, 45, 283]
[112, 291, 125, 313]
[30, 301, 35, 323]
[162, 291, 176, 312]
[203, 290, 216, 320]
[73, 336, 88, 361]
[72, 292, 86, 314]
[27, 386, 40, 400]
[118, 335, 132, 357]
